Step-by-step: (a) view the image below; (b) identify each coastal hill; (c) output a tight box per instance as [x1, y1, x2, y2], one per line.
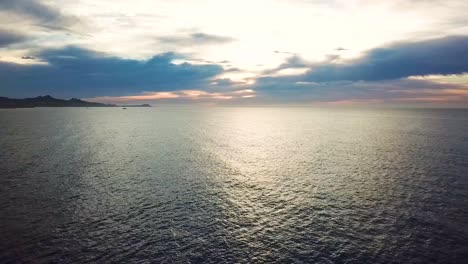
[0, 95, 151, 108]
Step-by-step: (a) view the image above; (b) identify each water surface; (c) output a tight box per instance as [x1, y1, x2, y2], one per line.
[1, 107, 467, 263]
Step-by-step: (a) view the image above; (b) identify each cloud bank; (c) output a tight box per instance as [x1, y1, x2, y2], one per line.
[302, 36, 468, 82]
[0, 47, 223, 98]
[0, 30, 28, 47]
[0, 0, 76, 28]
[157, 32, 236, 47]
[1, 36, 468, 106]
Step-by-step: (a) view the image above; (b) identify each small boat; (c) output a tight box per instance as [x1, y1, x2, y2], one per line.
[122, 107, 127, 110]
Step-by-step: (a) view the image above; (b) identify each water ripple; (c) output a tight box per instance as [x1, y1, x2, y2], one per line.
[1, 107, 467, 263]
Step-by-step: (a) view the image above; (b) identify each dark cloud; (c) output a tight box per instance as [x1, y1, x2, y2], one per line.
[263, 55, 309, 75]
[274, 50, 295, 55]
[304, 36, 468, 82]
[249, 36, 468, 104]
[157, 32, 235, 46]
[0, 46, 223, 98]
[281, 55, 309, 69]
[224, 67, 241, 72]
[251, 77, 468, 105]
[0, 0, 78, 29]
[0, 30, 28, 47]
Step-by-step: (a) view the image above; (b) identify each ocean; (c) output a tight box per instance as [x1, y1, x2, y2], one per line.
[1, 107, 467, 263]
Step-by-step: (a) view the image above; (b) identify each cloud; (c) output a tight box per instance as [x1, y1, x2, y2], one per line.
[210, 78, 250, 88]
[0, 0, 73, 26]
[250, 36, 468, 104]
[303, 36, 468, 82]
[190, 33, 235, 43]
[251, 77, 468, 105]
[0, 46, 224, 98]
[157, 32, 236, 47]
[278, 55, 309, 69]
[0, 30, 28, 47]
[87, 88, 256, 104]
[224, 67, 241, 72]
[274, 50, 295, 55]
[261, 55, 310, 76]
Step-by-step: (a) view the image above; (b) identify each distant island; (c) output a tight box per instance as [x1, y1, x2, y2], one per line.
[0, 95, 151, 108]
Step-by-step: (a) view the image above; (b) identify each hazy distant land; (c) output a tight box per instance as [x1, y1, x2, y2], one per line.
[0, 95, 151, 108]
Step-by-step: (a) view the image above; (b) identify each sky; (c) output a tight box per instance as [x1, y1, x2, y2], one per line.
[1, 0, 468, 106]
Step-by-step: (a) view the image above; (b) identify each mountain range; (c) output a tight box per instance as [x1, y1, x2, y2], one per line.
[0, 95, 150, 108]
